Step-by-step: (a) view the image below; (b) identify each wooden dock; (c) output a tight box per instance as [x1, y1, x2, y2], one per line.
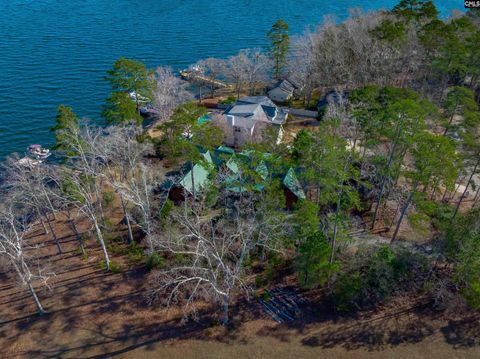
[180, 70, 231, 89]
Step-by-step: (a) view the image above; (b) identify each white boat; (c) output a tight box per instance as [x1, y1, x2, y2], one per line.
[128, 91, 150, 104]
[27, 144, 51, 160]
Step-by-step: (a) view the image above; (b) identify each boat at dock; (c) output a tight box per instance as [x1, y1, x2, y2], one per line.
[129, 91, 150, 104]
[27, 144, 51, 160]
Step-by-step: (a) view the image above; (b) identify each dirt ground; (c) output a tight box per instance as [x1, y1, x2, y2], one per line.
[1, 210, 480, 358]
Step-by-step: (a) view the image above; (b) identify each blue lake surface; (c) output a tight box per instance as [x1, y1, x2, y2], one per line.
[0, 0, 461, 159]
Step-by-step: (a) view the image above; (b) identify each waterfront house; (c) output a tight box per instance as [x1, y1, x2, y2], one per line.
[223, 96, 288, 147]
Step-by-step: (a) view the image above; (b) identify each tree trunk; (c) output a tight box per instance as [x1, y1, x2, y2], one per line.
[430, 178, 440, 200]
[223, 295, 229, 326]
[441, 188, 450, 202]
[330, 191, 342, 264]
[120, 195, 134, 244]
[236, 80, 241, 100]
[303, 270, 309, 286]
[316, 180, 321, 206]
[28, 282, 46, 315]
[390, 199, 402, 229]
[94, 220, 110, 271]
[453, 157, 480, 219]
[145, 220, 154, 254]
[472, 187, 480, 208]
[422, 182, 429, 194]
[250, 82, 257, 96]
[47, 219, 62, 254]
[93, 180, 107, 228]
[69, 219, 85, 255]
[443, 112, 456, 136]
[134, 87, 140, 115]
[371, 123, 402, 229]
[391, 182, 417, 242]
[307, 90, 312, 109]
[191, 165, 196, 200]
[451, 177, 464, 201]
[37, 207, 48, 235]
[210, 77, 216, 98]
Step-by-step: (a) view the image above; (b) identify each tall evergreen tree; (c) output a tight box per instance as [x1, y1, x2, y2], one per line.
[268, 19, 289, 79]
[103, 57, 152, 125]
[442, 86, 478, 136]
[50, 104, 80, 156]
[392, 132, 458, 241]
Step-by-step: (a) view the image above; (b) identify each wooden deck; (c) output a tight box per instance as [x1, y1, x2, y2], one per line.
[180, 70, 231, 89]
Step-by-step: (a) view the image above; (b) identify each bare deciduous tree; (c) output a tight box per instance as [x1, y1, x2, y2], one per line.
[0, 204, 53, 314]
[224, 50, 251, 99]
[113, 163, 162, 253]
[55, 122, 112, 270]
[242, 49, 271, 95]
[1, 156, 63, 254]
[195, 58, 226, 98]
[152, 67, 192, 123]
[96, 124, 153, 244]
[150, 178, 285, 325]
[288, 29, 318, 107]
[312, 11, 422, 92]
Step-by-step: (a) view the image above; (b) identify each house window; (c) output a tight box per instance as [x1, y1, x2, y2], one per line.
[234, 126, 241, 133]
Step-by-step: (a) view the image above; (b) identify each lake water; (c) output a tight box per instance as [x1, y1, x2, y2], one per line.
[0, 0, 461, 159]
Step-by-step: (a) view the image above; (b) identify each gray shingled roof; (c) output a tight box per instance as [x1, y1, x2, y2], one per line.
[224, 96, 287, 125]
[277, 79, 295, 93]
[236, 96, 276, 107]
[226, 104, 258, 117]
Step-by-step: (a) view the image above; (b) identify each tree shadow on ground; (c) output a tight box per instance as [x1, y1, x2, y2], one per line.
[8, 306, 219, 359]
[3, 258, 480, 359]
[255, 296, 474, 352]
[441, 315, 480, 348]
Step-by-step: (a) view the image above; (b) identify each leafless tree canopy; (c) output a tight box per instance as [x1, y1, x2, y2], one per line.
[152, 67, 193, 123]
[149, 172, 286, 324]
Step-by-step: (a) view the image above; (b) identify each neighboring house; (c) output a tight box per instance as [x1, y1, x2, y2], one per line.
[223, 96, 288, 147]
[268, 79, 295, 103]
[267, 78, 303, 103]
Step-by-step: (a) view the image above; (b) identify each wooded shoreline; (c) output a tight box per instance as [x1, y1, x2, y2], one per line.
[1, 2, 480, 358]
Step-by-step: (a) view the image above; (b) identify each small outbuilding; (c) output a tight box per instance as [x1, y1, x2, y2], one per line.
[268, 79, 296, 103]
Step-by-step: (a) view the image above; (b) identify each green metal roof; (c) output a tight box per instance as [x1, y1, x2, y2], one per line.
[217, 146, 235, 155]
[256, 160, 269, 181]
[226, 157, 240, 174]
[180, 163, 210, 195]
[175, 147, 304, 201]
[198, 115, 211, 124]
[201, 150, 214, 165]
[283, 168, 306, 200]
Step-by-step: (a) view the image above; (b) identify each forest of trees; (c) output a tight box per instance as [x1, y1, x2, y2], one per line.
[0, 1, 479, 327]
